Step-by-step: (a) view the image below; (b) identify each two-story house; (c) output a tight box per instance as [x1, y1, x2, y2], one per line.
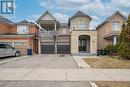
[36, 11, 97, 55]
[97, 11, 127, 50]
[0, 17, 37, 55]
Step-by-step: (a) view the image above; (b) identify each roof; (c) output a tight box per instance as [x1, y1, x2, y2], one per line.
[60, 23, 68, 28]
[0, 16, 14, 24]
[16, 20, 35, 25]
[97, 10, 127, 29]
[18, 20, 29, 24]
[104, 32, 120, 39]
[37, 11, 58, 22]
[69, 11, 92, 20]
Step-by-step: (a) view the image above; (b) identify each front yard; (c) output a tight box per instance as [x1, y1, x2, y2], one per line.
[83, 57, 130, 69]
[94, 81, 130, 87]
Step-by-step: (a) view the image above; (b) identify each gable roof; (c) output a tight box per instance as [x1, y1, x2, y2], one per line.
[60, 23, 68, 28]
[97, 10, 127, 29]
[69, 11, 92, 20]
[16, 20, 35, 25]
[37, 11, 58, 21]
[18, 20, 29, 24]
[0, 16, 14, 24]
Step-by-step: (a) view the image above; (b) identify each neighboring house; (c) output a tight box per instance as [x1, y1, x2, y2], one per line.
[0, 17, 37, 55]
[36, 11, 97, 55]
[97, 11, 127, 50]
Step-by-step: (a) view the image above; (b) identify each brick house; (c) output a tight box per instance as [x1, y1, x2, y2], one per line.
[97, 11, 127, 50]
[0, 17, 37, 55]
[0, 10, 127, 55]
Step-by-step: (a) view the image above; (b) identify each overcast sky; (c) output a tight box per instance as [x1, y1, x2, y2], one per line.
[9, 0, 130, 29]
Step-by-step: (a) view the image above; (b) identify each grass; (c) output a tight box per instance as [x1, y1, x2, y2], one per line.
[83, 57, 130, 69]
[95, 81, 130, 87]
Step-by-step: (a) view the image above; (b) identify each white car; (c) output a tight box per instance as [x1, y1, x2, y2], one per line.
[0, 44, 20, 58]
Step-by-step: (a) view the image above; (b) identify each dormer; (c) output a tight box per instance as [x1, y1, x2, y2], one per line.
[69, 11, 92, 31]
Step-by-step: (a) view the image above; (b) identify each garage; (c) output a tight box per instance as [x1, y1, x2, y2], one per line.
[41, 42, 70, 54]
[57, 45, 70, 54]
[41, 43, 55, 54]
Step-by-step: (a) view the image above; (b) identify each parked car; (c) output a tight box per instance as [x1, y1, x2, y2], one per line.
[0, 44, 20, 57]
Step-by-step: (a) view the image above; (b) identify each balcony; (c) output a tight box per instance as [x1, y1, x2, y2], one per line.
[38, 30, 59, 38]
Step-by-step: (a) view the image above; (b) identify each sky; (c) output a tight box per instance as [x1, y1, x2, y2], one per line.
[7, 0, 130, 29]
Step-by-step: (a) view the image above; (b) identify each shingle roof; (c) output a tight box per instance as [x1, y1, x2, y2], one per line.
[96, 10, 127, 29]
[0, 16, 14, 24]
[60, 23, 68, 27]
[70, 11, 92, 20]
[18, 20, 29, 24]
[17, 20, 35, 25]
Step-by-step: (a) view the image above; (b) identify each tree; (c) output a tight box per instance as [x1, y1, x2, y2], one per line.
[118, 15, 130, 59]
[126, 14, 130, 42]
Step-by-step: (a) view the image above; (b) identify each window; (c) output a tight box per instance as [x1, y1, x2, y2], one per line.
[63, 29, 67, 34]
[14, 42, 27, 46]
[80, 20, 86, 30]
[112, 22, 120, 31]
[17, 25, 29, 34]
[79, 39, 86, 46]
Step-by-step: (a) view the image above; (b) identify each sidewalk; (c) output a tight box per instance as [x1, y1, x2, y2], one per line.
[0, 68, 129, 81]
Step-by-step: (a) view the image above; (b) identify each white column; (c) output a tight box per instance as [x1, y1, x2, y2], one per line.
[38, 39, 41, 54]
[54, 22, 57, 54]
[113, 36, 117, 45]
[38, 23, 41, 54]
[55, 22, 57, 31]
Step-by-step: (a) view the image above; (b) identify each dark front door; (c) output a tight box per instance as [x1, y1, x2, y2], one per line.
[79, 39, 87, 52]
[57, 45, 70, 54]
[41, 45, 54, 54]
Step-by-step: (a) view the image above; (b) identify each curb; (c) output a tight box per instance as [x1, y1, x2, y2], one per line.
[0, 56, 30, 65]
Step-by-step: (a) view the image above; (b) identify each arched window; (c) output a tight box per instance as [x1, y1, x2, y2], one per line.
[112, 21, 120, 31]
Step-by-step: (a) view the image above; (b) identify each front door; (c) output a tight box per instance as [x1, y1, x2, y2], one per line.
[79, 39, 87, 52]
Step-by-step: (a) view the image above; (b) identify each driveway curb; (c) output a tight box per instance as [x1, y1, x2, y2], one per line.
[0, 56, 30, 65]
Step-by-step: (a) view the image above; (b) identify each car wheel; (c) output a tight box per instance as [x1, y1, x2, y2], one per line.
[15, 52, 20, 57]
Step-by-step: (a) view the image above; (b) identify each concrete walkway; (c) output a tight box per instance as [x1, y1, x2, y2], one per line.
[0, 68, 129, 81]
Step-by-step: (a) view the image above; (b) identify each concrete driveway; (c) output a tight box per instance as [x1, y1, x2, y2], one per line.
[0, 55, 92, 87]
[0, 54, 78, 68]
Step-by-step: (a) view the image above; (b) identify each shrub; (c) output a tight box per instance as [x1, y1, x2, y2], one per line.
[104, 44, 119, 54]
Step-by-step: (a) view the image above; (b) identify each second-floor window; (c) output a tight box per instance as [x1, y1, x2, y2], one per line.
[80, 20, 86, 30]
[17, 25, 29, 34]
[63, 29, 67, 34]
[112, 22, 120, 31]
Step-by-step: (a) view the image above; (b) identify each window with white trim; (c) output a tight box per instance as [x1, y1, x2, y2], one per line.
[17, 25, 29, 34]
[112, 22, 120, 31]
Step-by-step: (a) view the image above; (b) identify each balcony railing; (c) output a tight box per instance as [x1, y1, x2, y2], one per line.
[38, 30, 59, 37]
